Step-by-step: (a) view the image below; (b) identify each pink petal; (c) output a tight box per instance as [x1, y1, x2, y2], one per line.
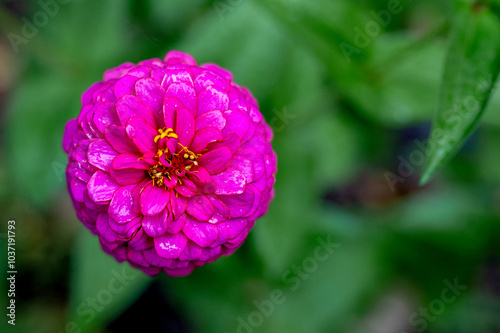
[113, 75, 137, 99]
[82, 111, 102, 139]
[161, 69, 194, 89]
[83, 189, 100, 210]
[228, 85, 249, 111]
[96, 214, 119, 243]
[128, 228, 154, 250]
[109, 216, 141, 238]
[93, 84, 117, 104]
[241, 86, 259, 107]
[109, 184, 140, 223]
[190, 127, 223, 153]
[142, 212, 168, 237]
[241, 121, 256, 144]
[248, 104, 263, 123]
[116, 95, 156, 128]
[151, 68, 168, 86]
[135, 78, 165, 127]
[104, 62, 134, 81]
[70, 162, 93, 183]
[195, 110, 226, 131]
[225, 218, 248, 239]
[69, 178, 86, 202]
[78, 106, 91, 125]
[88, 139, 118, 172]
[77, 104, 93, 125]
[197, 85, 229, 115]
[243, 185, 262, 219]
[178, 241, 203, 261]
[138, 58, 164, 68]
[212, 167, 246, 195]
[197, 146, 232, 175]
[127, 65, 151, 78]
[200, 63, 233, 83]
[127, 248, 148, 267]
[206, 133, 241, 154]
[175, 178, 197, 197]
[264, 152, 276, 178]
[164, 265, 195, 277]
[165, 82, 196, 114]
[242, 131, 267, 152]
[75, 139, 98, 172]
[211, 222, 229, 247]
[170, 190, 188, 220]
[164, 50, 197, 66]
[112, 153, 150, 170]
[125, 117, 157, 154]
[175, 107, 195, 147]
[63, 119, 77, 153]
[162, 97, 183, 129]
[155, 232, 188, 259]
[199, 246, 221, 262]
[190, 166, 211, 185]
[193, 71, 226, 94]
[140, 182, 170, 216]
[222, 109, 250, 140]
[226, 229, 248, 248]
[207, 195, 230, 223]
[165, 258, 190, 269]
[105, 125, 140, 154]
[87, 170, 120, 203]
[82, 82, 105, 105]
[251, 176, 267, 192]
[182, 216, 218, 247]
[93, 103, 120, 133]
[230, 155, 254, 183]
[219, 190, 255, 218]
[235, 148, 265, 181]
[166, 213, 186, 234]
[187, 195, 214, 221]
[110, 168, 146, 185]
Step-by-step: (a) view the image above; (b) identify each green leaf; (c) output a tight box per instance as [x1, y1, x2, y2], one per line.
[420, 2, 500, 184]
[68, 230, 152, 333]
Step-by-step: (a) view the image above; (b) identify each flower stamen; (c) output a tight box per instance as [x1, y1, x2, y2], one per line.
[147, 131, 204, 187]
[154, 128, 178, 143]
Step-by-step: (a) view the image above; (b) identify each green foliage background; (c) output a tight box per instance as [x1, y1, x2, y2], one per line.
[1, 0, 500, 332]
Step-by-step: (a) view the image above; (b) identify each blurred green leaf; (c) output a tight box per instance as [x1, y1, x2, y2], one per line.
[421, 2, 500, 184]
[4, 73, 81, 207]
[362, 34, 445, 126]
[69, 230, 151, 333]
[53, 0, 129, 65]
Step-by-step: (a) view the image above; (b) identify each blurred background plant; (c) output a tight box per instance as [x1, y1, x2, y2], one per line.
[1, 0, 500, 332]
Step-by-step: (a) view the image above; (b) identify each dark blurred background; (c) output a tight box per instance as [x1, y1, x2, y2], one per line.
[1, 0, 500, 332]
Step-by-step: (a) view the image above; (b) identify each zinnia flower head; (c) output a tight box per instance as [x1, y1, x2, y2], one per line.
[63, 51, 277, 276]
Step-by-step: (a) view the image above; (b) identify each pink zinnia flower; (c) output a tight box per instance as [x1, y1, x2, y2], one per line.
[63, 51, 277, 276]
